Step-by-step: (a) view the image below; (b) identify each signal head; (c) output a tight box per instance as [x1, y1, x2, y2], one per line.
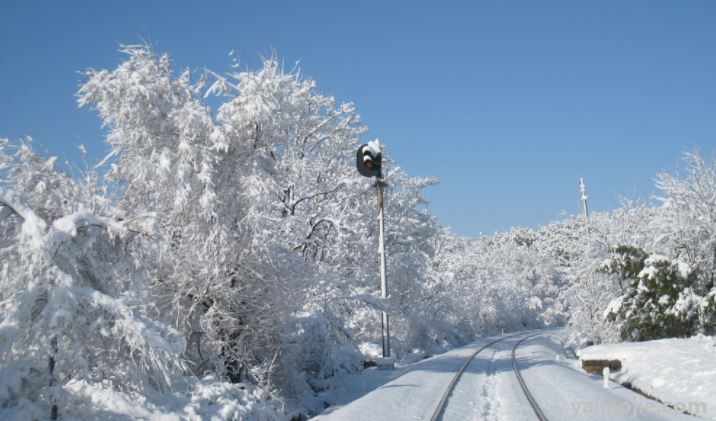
[356, 144, 382, 178]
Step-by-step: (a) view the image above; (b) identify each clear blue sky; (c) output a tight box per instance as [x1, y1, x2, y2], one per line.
[2, 1, 715, 236]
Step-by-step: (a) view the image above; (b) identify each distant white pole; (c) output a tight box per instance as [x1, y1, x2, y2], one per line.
[579, 177, 589, 220]
[376, 180, 390, 358]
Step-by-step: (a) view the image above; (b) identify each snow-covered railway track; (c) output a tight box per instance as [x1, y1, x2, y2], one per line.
[429, 331, 533, 421]
[315, 328, 695, 421]
[512, 333, 549, 421]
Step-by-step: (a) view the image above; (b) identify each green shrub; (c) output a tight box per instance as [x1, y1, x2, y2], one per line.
[603, 246, 700, 341]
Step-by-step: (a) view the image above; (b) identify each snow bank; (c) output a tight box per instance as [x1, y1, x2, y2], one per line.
[578, 335, 716, 419]
[0, 376, 279, 421]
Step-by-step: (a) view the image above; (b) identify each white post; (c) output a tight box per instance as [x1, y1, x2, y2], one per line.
[376, 180, 390, 359]
[579, 177, 589, 220]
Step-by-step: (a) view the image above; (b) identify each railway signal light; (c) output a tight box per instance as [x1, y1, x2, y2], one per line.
[356, 143, 382, 178]
[355, 141, 391, 365]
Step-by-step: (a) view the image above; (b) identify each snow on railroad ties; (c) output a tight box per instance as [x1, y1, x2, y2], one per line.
[578, 335, 716, 419]
[313, 333, 525, 421]
[313, 330, 705, 420]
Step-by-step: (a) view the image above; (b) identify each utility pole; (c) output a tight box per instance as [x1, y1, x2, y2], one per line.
[579, 177, 589, 220]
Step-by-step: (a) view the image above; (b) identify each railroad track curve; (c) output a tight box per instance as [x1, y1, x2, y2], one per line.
[429, 330, 550, 421]
[511, 333, 549, 421]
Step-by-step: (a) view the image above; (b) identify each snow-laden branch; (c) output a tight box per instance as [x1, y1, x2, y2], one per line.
[0, 194, 25, 221]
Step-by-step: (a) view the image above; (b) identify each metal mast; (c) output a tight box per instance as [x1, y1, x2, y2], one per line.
[376, 180, 390, 358]
[579, 177, 589, 220]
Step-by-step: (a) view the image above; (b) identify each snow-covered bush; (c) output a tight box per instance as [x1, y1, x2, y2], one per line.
[0, 139, 187, 417]
[603, 247, 699, 340]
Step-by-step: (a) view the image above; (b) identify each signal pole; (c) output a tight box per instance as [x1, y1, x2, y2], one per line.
[356, 141, 392, 366]
[376, 179, 390, 359]
[579, 177, 589, 220]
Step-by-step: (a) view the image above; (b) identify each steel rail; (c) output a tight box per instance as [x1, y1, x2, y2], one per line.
[512, 333, 549, 421]
[429, 332, 529, 421]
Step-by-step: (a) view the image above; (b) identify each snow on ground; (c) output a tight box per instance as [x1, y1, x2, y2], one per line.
[578, 335, 716, 419]
[312, 333, 532, 420]
[313, 365, 406, 414]
[524, 332, 692, 420]
[0, 374, 279, 421]
[314, 330, 696, 421]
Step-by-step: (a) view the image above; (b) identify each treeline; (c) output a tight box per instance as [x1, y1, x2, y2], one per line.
[1, 45, 713, 418]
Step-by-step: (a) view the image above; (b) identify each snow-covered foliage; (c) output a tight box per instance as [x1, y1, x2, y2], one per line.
[0, 138, 191, 418]
[602, 247, 700, 340]
[2, 44, 715, 418]
[429, 150, 716, 347]
[70, 44, 449, 416]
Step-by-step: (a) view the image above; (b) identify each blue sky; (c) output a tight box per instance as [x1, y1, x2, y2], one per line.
[1, 1, 715, 236]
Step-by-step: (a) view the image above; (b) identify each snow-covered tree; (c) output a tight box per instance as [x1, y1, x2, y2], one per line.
[655, 153, 716, 332]
[77, 46, 440, 411]
[0, 139, 186, 418]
